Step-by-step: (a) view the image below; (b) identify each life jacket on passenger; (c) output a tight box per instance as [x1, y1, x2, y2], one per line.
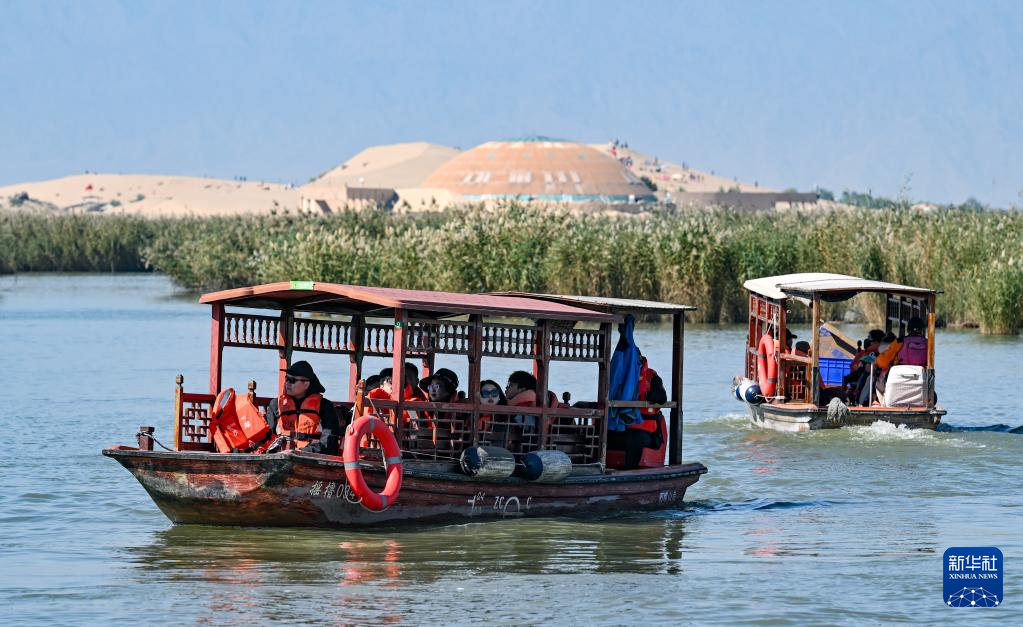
[277, 393, 322, 449]
[366, 385, 425, 423]
[210, 388, 271, 453]
[422, 391, 462, 444]
[629, 358, 661, 434]
[898, 335, 928, 367]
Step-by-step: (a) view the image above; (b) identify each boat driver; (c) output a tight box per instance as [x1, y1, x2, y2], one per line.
[265, 361, 346, 454]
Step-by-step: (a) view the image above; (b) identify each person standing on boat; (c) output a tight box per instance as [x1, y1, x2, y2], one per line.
[265, 361, 344, 454]
[607, 354, 667, 469]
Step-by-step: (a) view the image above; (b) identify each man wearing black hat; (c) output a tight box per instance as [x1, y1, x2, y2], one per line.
[264, 360, 346, 454]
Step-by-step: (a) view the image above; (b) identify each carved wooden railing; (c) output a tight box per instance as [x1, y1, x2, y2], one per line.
[481, 323, 539, 359]
[223, 313, 282, 349]
[549, 328, 603, 362]
[292, 318, 352, 354]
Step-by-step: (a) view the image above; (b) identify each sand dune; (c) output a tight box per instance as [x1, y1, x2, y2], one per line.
[588, 144, 773, 199]
[305, 142, 460, 191]
[0, 174, 299, 216]
[1, 140, 780, 216]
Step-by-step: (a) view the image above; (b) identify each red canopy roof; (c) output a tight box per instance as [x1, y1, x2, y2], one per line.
[199, 281, 619, 322]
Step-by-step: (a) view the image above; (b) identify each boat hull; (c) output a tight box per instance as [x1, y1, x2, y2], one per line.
[743, 400, 944, 432]
[103, 447, 707, 527]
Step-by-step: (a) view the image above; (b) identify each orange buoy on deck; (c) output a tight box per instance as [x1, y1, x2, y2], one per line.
[342, 415, 403, 511]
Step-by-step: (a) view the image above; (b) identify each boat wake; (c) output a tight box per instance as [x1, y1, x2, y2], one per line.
[660, 497, 845, 519]
[845, 421, 986, 447]
[936, 423, 1023, 434]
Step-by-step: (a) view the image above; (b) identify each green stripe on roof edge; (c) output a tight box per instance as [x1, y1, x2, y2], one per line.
[503, 135, 570, 143]
[290, 280, 315, 290]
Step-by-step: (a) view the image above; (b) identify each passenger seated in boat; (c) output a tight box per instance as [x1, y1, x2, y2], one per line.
[897, 317, 928, 366]
[418, 368, 462, 447]
[793, 340, 810, 357]
[366, 368, 395, 404]
[402, 362, 429, 403]
[477, 379, 507, 434]
[783, 328, 797, 352]
[363, 365, 428, 422]
[505, 370, 540, 430]
[265, 361, 345, 454]
[843, 330, 884, 391]
[607, 355, 667, 469]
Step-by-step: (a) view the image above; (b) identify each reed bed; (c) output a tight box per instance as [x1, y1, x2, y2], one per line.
[2, 205, 1021, 334]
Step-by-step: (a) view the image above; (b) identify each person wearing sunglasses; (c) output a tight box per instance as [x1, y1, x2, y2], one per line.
[264, 360, 345, 454]
[476, 379, 507, 435]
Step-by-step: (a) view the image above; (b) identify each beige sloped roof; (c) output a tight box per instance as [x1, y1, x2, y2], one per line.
[744, 273, 935, 300]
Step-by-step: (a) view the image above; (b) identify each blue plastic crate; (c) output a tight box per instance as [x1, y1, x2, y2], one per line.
[819, 357, 852, 386]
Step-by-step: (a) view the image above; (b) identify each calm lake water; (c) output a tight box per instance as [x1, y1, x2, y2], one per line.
[1, 274, 1020, 625]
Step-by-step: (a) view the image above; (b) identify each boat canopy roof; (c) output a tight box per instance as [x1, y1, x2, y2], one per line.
[743, 273, 936, 301]
[199, 281, 619, 322]
[493, 292, 695, 314]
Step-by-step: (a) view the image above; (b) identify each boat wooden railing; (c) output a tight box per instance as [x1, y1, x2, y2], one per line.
[173, 376, 354, 452]
[363, 399, 604, 464]
[779, 354, 811, 403]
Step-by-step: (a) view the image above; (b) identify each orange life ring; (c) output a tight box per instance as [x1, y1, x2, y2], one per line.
[342, 415, 403, 511]
[756, 334, 778, 397]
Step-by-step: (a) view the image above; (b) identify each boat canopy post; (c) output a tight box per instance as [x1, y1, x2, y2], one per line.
[209, 303, 225, 394]
[348, 315, 365, 401]
[174, 374, 184, 450]
[277, 307, 294, 395]
[669, 311, 685, 465]
[926, 293, 937, 408]
[534, 319, 551, 450]
[597, 321, 612, 464]
[810, 296, 821, 406]
[467, 314, 483, 444]
[391, 308, 408, 445]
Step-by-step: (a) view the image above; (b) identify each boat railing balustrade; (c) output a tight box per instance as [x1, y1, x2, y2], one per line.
[364, 399, 605, 464]
[745, 293, 785, 383]
[173, 376, 357, 452]
[779, 354, 811, 403]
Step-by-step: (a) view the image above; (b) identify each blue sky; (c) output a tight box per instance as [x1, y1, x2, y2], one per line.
[2, 0, 1021, 206]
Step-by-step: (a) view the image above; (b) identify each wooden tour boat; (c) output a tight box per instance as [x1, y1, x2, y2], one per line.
[104, 282, 707, 526]
[733, 273, 946, 432]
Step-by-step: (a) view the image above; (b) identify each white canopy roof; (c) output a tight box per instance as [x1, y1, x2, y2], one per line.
[743, 273, 935, 300]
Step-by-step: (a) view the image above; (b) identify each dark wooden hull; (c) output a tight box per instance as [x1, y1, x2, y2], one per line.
[744, 400, 945, 432]
[103, 447, 707, 527]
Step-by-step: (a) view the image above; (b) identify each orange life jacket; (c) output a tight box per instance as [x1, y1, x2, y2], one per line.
[366, 385, 425, 425]
[277, 393, 322, 449]
[630, 361, 660, 433]
[210, 388, 271, 453]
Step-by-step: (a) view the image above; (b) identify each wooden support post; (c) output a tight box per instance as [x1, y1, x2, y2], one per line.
[467, 315, 482, 445]
[926, 293, 937, 408]
[778, 299, 788, 401]
[597, 322, 612, 463]
[535, 319, 550, 450]
[209, 304, 224, 394]
[810, 297, 821, 406]
[669, 312, 685, 465]
[348, 315, 365, 402]
[277, 308, 294, 395]
[173, 374, 184, 451]
[391, 309, 408, 446]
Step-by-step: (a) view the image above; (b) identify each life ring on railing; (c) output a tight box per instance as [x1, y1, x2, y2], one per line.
[756, 334, 779, 398]
[342, 415, 403, 512]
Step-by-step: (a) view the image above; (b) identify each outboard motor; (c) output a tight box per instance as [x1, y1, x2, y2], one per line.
[734, 380, 765, 405]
